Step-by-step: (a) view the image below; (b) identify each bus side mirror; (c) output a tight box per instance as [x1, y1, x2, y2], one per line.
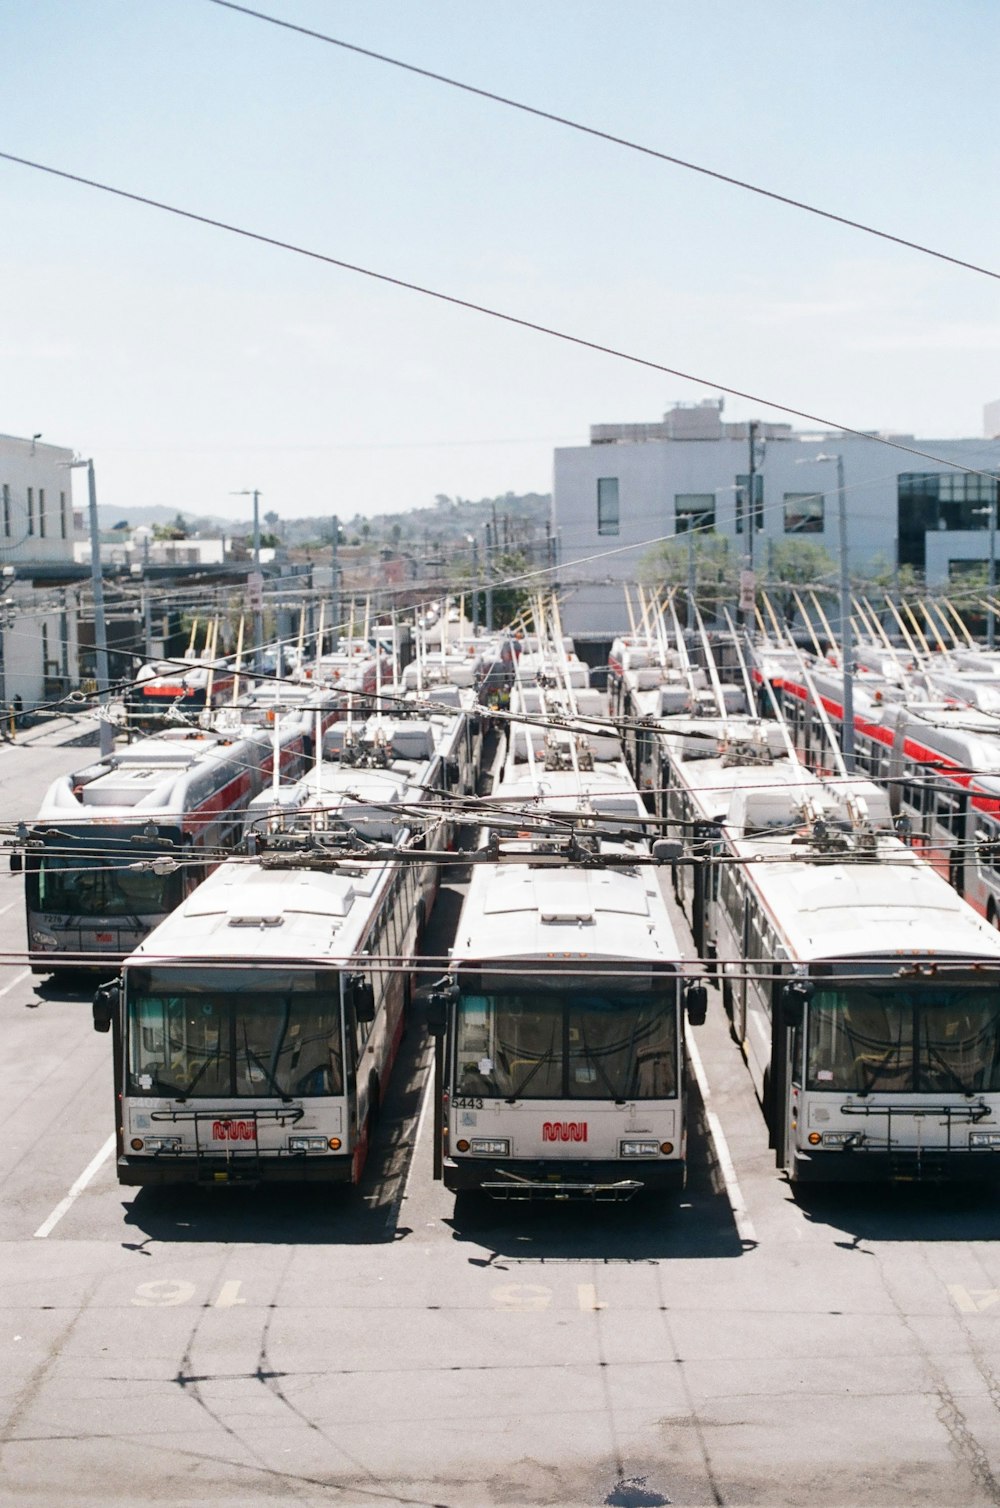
[92, 981, 120, 1034]
[684, 982, 708, 1026]
[781, 980, 812, 1028]
[348, 974, 376, 1024]
[426, 991, 451, 1038]
[9, 852, 21, 873]
[416, 977, 457, 1038]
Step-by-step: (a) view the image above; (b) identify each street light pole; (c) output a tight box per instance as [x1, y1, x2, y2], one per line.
[989, 484, 997, 651]
[834, 454, 855, 772]
[232, 489, 264, 663]
[68, 458, 114, 756]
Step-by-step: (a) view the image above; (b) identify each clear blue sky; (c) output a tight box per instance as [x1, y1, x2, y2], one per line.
[2, 0, 999, 524]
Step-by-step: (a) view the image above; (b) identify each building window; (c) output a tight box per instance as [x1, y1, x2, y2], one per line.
[26, 487, 34, 535]
[735, 474, 763, 534]
[783, 492, 824, 533]
[674, 494, 715, 533]
[60, 491, 68, 540]
[597, 477, 620, 536]
[2, 484, 9, 538]
[898, 472, 1000, 571]
[38, 487, 46, 538]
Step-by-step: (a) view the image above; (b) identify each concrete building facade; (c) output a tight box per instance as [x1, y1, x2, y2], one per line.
[553, 399, 1000, 636]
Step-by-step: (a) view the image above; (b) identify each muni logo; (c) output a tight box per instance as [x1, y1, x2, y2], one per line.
[542, 1122, 588, 1143]
[212, 1120, 255, 1142]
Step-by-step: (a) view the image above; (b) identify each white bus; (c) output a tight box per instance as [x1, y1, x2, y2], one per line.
[707, 762, 1000, 1182]
[431, 832, 704, 1201]
[18, 726, 287, 972]
[92, 802, 437, 1187]
[428, 739, 705, 1201]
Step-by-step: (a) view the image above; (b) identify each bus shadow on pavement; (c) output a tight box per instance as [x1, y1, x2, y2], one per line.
[791, 1180, 1000, 1244]
[444, 1079, 749, 1262]
[120, 1010, 433, 1248]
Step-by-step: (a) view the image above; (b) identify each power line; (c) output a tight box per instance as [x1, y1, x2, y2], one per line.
[207, 0, 1000, 285]
[1, 148, 998, 487]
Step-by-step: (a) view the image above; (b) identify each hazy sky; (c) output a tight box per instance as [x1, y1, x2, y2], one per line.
[2, 0, 999, 525]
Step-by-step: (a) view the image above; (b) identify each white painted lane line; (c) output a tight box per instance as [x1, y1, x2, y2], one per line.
[404, 1067, 434, 1195]
[686, 1030, 757, 1247]
[34, 1134, 116, 1239]
[0, 898, 20, 920]
[0, 968, 30, 1000]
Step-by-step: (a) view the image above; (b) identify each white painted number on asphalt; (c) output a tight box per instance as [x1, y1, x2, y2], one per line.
[948, 1285, 1000, 1314]
[491, 1282, 552, 1311]
[132, 1280, 197, 1307]
[577, 1283, 607, 1311]
[131, 1279, 247, 1307]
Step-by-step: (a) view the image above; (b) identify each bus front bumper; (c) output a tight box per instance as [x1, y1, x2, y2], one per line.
[790, 1146, 1000, 1184]
[115, 1153, 354, 1187]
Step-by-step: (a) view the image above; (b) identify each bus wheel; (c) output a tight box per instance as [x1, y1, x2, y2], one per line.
[722, 975, 734, 1022]
[989, 902, 1000, 930]
[415, 898, 427, 942]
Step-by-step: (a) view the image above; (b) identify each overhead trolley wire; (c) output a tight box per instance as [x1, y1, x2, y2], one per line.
[206, 0, 1000, 286]
[2, 148, 1000, 486]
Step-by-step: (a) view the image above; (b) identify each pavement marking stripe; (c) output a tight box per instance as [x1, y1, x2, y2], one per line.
[0, 899, 21, 920]
[0, 967, 30, 999]
[685, 1027, 758, 1247]
[33, 1133, 116, 1239]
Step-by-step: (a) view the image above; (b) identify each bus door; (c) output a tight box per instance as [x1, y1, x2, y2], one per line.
[767, 975, 803, 1165]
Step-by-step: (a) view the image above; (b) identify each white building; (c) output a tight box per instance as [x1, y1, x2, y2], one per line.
[0, 433, 77, 567]
[553, 399, 1000, 636]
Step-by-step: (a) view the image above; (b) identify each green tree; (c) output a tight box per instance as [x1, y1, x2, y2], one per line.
[640, 532, 737, 621]
[766, 538, 836, 626]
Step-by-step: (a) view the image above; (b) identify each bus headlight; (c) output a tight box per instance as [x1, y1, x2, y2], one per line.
[289, 1136, 329, 1152]
[469, 1138, 510, 1156]
[30, 929, 57, 948]
[620, 1140, 660, 1158]
[970, 1132, 1000, 1148]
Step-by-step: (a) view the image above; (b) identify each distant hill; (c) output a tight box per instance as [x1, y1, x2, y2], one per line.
[98, 492, 552, 548]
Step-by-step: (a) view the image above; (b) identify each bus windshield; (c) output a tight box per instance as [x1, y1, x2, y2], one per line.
[454, 990, 677, 1100]
[125, 967, 344, 1099]
[806, 983, 1000, 1095]
[33, 853, 184, 920]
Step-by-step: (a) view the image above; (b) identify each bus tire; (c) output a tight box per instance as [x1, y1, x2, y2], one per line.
[722, 975, 734, 1023]
[989, 901, 999, 930]
[415, 898, 427, 942]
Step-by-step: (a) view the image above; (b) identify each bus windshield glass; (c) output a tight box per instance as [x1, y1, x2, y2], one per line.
[806, 982, 1000, 1095]
[125, 967, 344, 1099]
[454, 990, 677, 1100]
[33, 852, 184, 919]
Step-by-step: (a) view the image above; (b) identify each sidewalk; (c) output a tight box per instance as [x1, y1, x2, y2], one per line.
[2, 712, 103, 750]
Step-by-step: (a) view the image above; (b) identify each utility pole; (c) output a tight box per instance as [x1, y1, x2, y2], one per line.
[835, 453, 855, 771]
[484, 523, 494, 632]
[470, 537, 480, 631]
[330, 514, 341, 651]
[746, 420, 759, 573]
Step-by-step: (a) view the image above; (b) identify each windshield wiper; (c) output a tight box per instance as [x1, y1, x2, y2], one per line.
[242, 1023, 293, 1103]
[579, 1030, 625, 1103]
[506, 1049, 555, 1102]
[924, 1043, 974, 1096]
[178, 1053, 220, 1103]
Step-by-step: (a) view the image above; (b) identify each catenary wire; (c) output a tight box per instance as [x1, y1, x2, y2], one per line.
[2, 148, 1000, 486]
[206, 0, 1000, 285]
